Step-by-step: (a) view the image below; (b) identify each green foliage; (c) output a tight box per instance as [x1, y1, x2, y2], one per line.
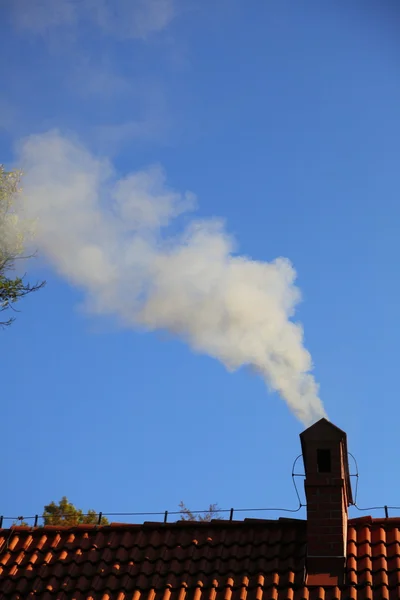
[0, 273, 45, 326]
[0, 165, 45, 327]
[43, 497, 109, 526]
[178, 501, 221, 522]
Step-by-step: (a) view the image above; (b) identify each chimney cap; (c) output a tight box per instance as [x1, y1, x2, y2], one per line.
[300, 418, 353, 505]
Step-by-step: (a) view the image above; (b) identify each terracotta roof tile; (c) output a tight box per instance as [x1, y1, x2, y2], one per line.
[1, 517, 400, 599]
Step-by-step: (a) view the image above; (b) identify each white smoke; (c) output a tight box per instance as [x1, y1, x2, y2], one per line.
[14, 130, 327, 425]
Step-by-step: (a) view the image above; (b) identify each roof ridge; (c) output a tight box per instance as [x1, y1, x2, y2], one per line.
[2, 516, 400, 536]
[0, 518, 307, 533]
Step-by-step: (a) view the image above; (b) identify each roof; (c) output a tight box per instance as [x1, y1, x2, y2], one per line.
[1, 516, 400, 600]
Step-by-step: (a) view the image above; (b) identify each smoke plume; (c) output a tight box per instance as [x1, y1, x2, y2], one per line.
[13, 131, 326, 425]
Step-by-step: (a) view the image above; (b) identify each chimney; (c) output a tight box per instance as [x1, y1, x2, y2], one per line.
[300, 418, 353, 586]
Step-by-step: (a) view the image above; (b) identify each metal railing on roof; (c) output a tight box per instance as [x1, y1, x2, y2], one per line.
[0, 504, 305, 528]
[2, 504, 400, 529]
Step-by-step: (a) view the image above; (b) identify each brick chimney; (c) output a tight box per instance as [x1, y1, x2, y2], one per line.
[300, 418, 353, 586]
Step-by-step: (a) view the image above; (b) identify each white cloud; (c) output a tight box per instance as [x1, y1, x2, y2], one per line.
[90, 0, 175, 39]
[87, 78, 171, 150]
[10, 0, 176, 39]
[7, 0, 177, 148]
[12, 130, 327, 426]
[11, 0, 76, 34]
[93, 116, 170, 153]
[72, 62, 134, 99]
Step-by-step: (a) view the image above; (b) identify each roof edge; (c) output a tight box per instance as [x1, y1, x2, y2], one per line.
[2, 515, 400, 534]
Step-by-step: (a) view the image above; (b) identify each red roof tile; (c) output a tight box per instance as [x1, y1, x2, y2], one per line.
[0, 516, 400, 600]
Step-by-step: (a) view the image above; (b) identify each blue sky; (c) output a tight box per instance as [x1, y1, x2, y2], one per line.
[1, 1, 400, 525]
